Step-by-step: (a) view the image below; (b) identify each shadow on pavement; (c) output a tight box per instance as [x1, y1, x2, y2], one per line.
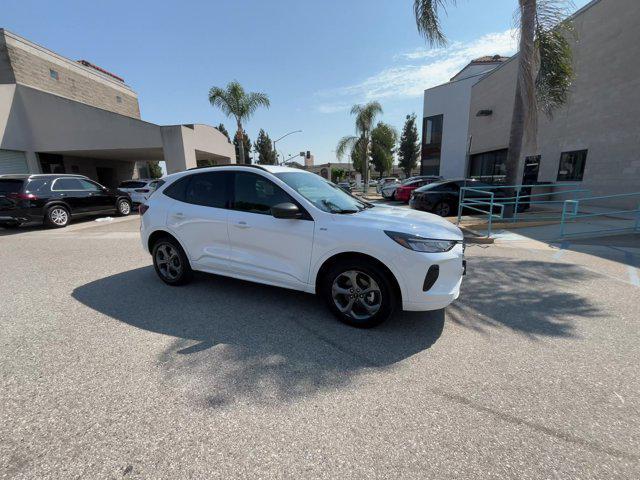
[448, 257, 602, 338]
[73, 266, 444, 406]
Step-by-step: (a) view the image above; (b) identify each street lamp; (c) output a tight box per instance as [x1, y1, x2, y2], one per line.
[273, 130, 302, 164]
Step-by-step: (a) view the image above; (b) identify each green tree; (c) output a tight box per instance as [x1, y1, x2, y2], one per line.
[331, 168, 347, 182]
[216, 123, 231, 142]
[370, 122, 398, 178]
[208, 81, 270, 165]
[336, 101, 383, 194]
[234, 132, 251, 164]
[398, 114, 420, 177]
[414, 0, 574, 209]
[254, 129, 277, 165]
[147, 161, 163, 179]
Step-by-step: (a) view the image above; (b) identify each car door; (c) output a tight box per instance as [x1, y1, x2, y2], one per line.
[165, 172, 232, 273]
[50, 177, 91, 213]
[227, 171, 315, 288]
[78, 179, 113, 212]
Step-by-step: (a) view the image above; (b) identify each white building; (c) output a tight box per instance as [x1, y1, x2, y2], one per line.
[421, 56, 508, 177]
[0, 29, 235, 186]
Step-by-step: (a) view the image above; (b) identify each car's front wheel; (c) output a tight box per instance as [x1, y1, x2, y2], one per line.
[433, 200, 453, 217]
[152, 237, 193, 286]
[322, 260, 396, 328]
[116, 199, 131, 216]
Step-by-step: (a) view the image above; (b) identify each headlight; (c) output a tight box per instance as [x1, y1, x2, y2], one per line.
[384, 230, 458, 253]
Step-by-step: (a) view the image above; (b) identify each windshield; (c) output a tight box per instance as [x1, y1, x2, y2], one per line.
[275, 172, 370, 213]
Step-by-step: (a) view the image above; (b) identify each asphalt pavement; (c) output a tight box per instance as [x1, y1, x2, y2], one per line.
[1, 215, 638, 479]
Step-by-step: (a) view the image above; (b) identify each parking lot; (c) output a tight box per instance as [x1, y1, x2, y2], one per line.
[1, 215, 639, 479]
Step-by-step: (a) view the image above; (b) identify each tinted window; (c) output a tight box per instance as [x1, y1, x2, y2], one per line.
[163, 176, 190, 202]
[557, 150, 587, 181]
[25, 179, 50, 193]
[119, 181, 147, 188]
[0, 179, 24, 194]
[52, 178, 84, 190]
[234, 172, 293, 215]
[78, 179, 102, 191]
[185, 172, 230, 208]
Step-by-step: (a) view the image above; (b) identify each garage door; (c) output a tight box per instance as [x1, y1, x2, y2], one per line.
[0, 149, 29, 175]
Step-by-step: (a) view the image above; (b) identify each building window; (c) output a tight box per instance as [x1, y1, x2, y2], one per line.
[468, 149, 508, 183]
[421, 114, 443, 175]
[557, 150, 587, 181]
[49, 69, 59, 80]
[116, 95, 122, 104]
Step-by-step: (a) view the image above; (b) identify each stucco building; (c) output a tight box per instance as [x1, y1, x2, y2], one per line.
[0, 29, 235, 186]
[423, 0, 640, 207]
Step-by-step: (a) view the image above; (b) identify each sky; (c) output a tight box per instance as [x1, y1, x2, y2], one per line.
[3, 0, 590, 165]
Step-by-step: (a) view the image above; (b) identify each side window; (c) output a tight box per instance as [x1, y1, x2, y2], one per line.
[184, 172, 231, 208]
[163, 176, 191, 202]
[52, 178, 83, 190]
[78, 179, 102, 191]
[233, 172, 293, 215]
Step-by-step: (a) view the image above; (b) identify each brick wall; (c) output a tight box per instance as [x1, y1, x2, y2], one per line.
[5, 43, 140, 119]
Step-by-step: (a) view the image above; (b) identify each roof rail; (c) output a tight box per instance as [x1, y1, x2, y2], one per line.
[186, 163, 268, 171]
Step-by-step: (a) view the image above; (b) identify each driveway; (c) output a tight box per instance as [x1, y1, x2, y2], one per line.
[1, 216, 638, 479]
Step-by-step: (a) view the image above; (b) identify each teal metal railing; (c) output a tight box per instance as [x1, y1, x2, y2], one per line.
[560, 192, 640, 238]
[457, 183, 589, 237]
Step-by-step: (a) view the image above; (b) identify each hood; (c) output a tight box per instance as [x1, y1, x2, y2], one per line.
[342, 205, 463, 241]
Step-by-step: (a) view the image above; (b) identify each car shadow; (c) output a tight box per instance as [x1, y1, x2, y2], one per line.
[447, 256, 602, 339]
[72, 267, 445, 407]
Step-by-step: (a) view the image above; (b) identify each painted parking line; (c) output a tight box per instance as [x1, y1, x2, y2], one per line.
[626, 251, 640, 287]
[553, 241, 570, 260]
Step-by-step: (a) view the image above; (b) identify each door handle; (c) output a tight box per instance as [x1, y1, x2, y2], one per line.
[234, 221, 250, 229]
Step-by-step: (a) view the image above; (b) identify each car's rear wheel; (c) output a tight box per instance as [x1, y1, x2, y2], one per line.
[433, 201, 452, 217]
[45, 205, 70, 228]
[322, 260, 396, 328]
[152, 237, 192, 286]
[116, 199, 131, 216]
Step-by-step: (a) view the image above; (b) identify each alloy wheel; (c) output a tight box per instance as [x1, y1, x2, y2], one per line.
[331, 270, 382, 320]
[155, 244, 182, 281]
[435, 202, 451, 217]
[119, 200, 131, 215]
[50, 208, 68, 226]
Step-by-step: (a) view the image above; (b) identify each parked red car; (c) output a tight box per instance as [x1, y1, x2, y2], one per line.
[394, 177, 440, 202]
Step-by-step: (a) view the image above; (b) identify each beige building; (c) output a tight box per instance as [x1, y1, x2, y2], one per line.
[0, 29, 235, 186]
[466, 0, 640, 206]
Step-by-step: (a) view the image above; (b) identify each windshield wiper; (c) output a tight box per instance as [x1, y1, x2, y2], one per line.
[321, 199, 359, 214]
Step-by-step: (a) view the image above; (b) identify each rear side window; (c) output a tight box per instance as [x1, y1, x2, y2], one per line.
[119, 181, 147, 188]
[233, 172, 293, 215]
[163, 176, 190, 202]
[25, 179, 50, 193]
[185, 172, 231, 208]
[0, 179, 24, 194]
[52, 178, 84, 190]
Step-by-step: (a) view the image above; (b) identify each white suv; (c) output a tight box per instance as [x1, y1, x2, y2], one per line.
[140, 165, 465, 327]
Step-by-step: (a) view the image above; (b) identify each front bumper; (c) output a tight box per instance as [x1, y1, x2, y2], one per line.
[395, 243, 465, 311]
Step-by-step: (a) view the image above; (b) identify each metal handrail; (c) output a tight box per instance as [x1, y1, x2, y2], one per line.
[560, 192, 640, 238]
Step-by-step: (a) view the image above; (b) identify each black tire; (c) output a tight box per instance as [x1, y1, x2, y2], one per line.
[433, 201, 453, 217]
[322, 259, 397, 328]
[151, 237, 193, 286]
[116, 198, 132, 216]
[45, 205, 70, 228]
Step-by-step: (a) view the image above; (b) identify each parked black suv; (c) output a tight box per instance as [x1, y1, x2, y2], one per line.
[0, 174, 132, 228]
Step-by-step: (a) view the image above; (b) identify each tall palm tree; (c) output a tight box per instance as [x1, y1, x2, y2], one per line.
[336, 101, 383, 195]
[414, 0, 574, 210]
[208, 81, 270, 165]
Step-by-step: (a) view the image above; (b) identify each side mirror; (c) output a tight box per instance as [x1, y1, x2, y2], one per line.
[271, 202, 302, 219]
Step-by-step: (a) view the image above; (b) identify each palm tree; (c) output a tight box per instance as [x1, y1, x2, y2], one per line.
[336, 101, 383, 195]
[414, 0, 574, 211]
[208, 81, 270, 165]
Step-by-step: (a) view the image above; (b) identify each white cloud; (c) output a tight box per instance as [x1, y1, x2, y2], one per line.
[316, 29, 518, 109]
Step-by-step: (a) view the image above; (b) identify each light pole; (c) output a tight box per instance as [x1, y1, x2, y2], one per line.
[273, 130, 302, 164]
